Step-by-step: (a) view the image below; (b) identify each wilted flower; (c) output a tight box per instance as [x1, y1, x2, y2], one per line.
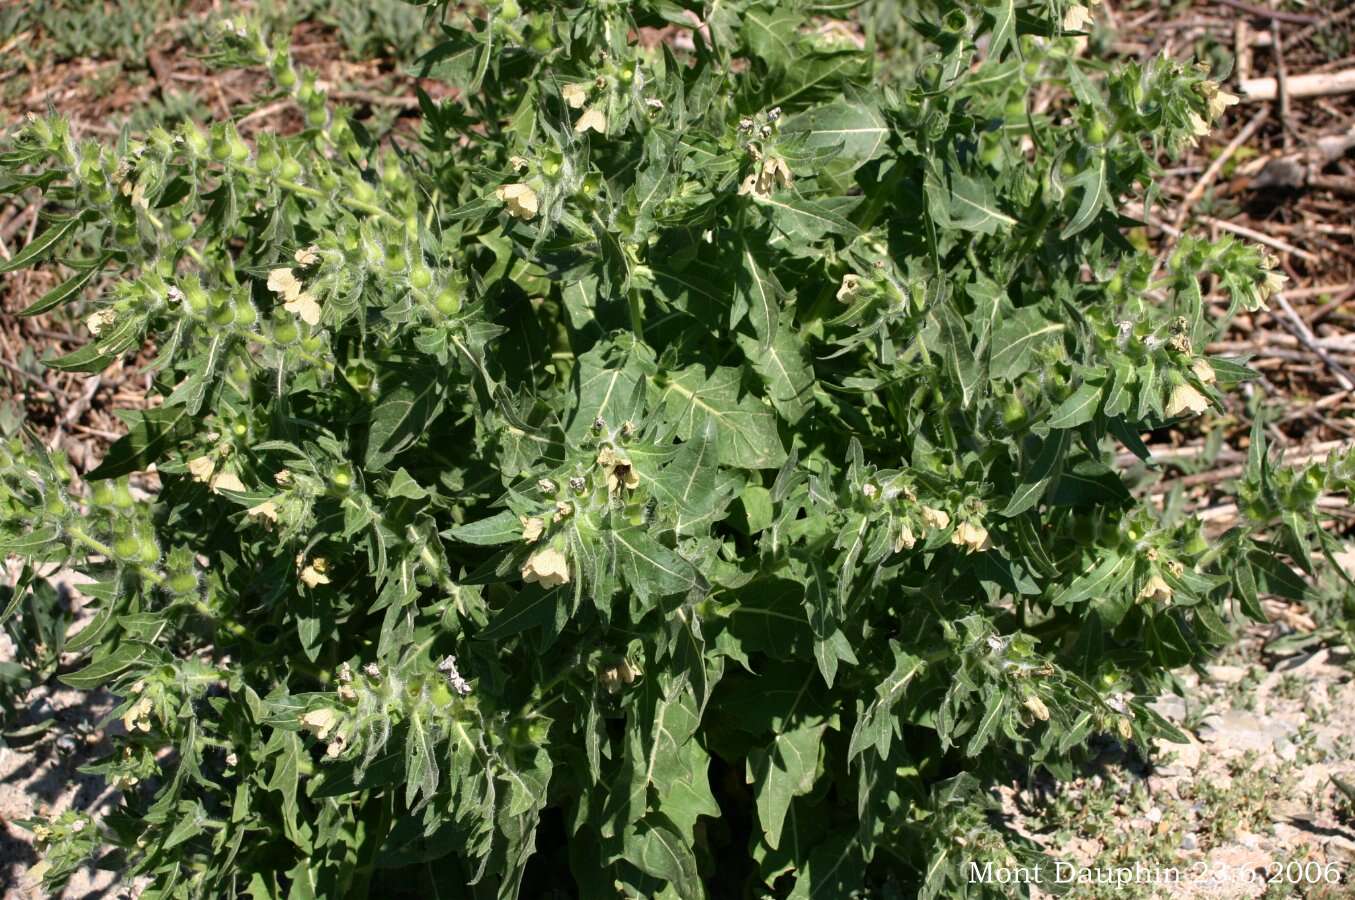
[521, 515, 545, 543]
[86, 308, 117, 336]
[1191, 358, 1216, 386]
[509, 155, 530, 173]
[739, 156, 793, 197]
[644, 97, 664, 113]
[225, 751, 238, 767]
[836, 273, 862, 303]
[1139, 573, 1173, 604]
[274, 469, 293, 486]
[554, 501, 573, 522]
[294, 246, 320, 267]
[920, 506, 951, 531]
[1023, 695, 1050, 721]
[599, 658, 637, 694]
[574, 107, 607, 135]
[951, 520, 992, 553]
[437, 654, 473, 696]
[123, 696, 153, 733]
[496, 183, 539, 220]
[522, 546, 570, 587]
[536, 478, 556, 494]
[561, 83, 589, 109]
[1166, 382, 1209, 417]
[298, 555, 331, 588]
[861, 482, 878, 500]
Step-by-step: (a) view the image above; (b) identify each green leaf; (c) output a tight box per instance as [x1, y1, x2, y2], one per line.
[1047, 381, 1101, 430]
[991, 312, 1063, 381]
[657, 366, 786, 469]
[88, 406, 192, 480]
[781, 99, 889, 170]
[1060, 151, 1109, 239]
[17, 254, 110, 317]
[748, 722, 827, 850]
[59, 640, 154, 689]
[610, 528, 702, 603]
[0, 216, 81, 274]
[0, 525, 62, 555]
[756, 193, 860, 242]
[449, 510, 523, 546]
[624, 815, 701, 899]
[737, 317, 813, 420]
[735, 242, 784, 352]
[1002, 431, 1068, 516]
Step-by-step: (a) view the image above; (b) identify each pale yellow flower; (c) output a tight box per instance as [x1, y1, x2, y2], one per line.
[298, 555, 331, 588]
[188, 456, 216, 483]
[246, 500, 279, 526]
[574, 107, 607, 135]
[920, 506, 951, 531]
[294, 246, 320, 267]
[496, 183, 539, 220]
[300, 707, 338, 740]
[1062, 3, 1091, 31]
[521, 516, 545, 543]
[522, 546, 570, 587]
[284, 292, 322, 326]
[561, 82, 589, 109]
[267, 267, 302, 298]
[209, 470, 246, 494]
[894, 522, 917, 552]
[1187, 111, 1210, 140]
[1166, 382, 1209, 417]
[951, 520, 992, 553]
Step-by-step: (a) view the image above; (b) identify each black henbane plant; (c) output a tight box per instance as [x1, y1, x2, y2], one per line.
[2, 1, 1349, 897]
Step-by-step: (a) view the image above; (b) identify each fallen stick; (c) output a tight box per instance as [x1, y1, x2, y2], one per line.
[1238, 68, 1355, 101]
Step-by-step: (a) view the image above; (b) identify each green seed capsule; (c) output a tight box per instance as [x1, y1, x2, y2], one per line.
[45, 495, 67, 518]
[434, 288, 462, 315]
[113, 483, 135, 509]
[273, 319, 298, 344]
[279, 158, 302, 181]
[257, 151, 280, 173]
[170, 221, 194, 242]
[210, 302, 235, 326]
[234, 300, 256, 326]
[410, 266, 433, 290]
[139, 538, 160, 564]
[168, 571, 198, 594]
[114, 536, 141, 558]
[306, 106, 328, 128]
